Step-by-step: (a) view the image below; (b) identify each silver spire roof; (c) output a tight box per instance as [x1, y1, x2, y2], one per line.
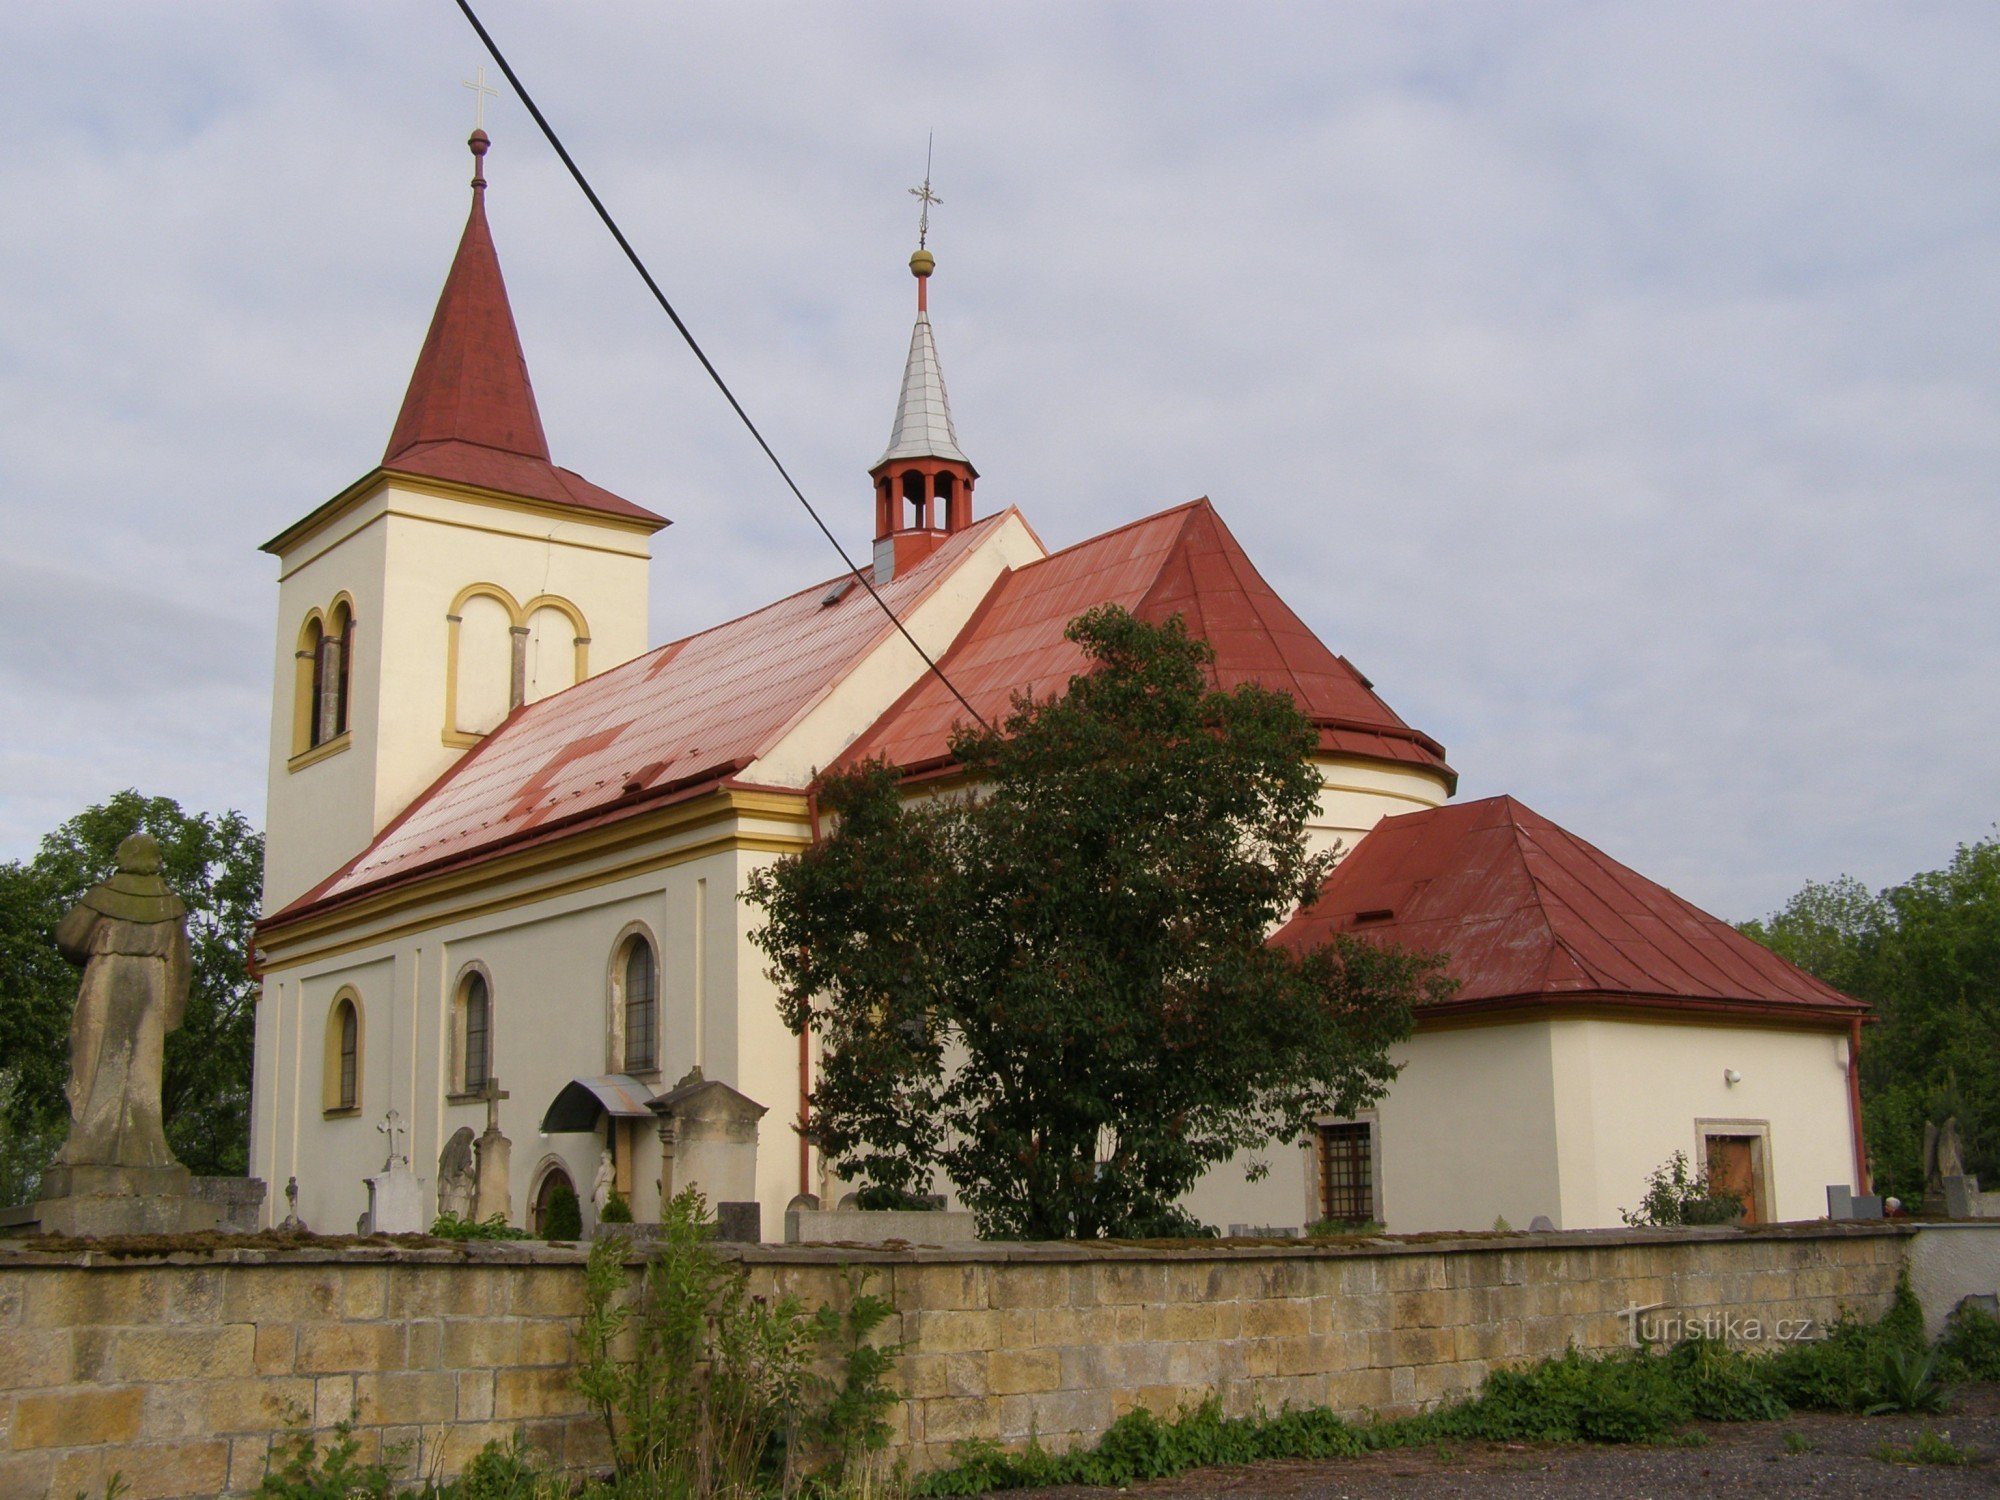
[875, 311, 970, 467]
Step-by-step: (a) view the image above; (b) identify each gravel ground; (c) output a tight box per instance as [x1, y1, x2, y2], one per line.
[999, 1382, 2000, 1498]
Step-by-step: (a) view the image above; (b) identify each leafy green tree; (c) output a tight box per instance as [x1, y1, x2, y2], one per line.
[1744, 836, 2000, 1199]
[750, 606, 1452, 1240]
[0, 791, 263, 1185]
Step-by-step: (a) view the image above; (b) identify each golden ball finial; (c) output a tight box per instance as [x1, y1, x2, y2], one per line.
[909, 248, 936, 277]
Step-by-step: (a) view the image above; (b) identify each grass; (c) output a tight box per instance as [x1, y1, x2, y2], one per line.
[917, 1277, 1997, 1496]
[1873, 1427, 1973, 1467]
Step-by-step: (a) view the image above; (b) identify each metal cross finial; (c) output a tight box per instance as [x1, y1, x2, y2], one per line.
[908, 132, 942, 248]
[462, 65, 500, 130]
[377, 1109, 408, 1168]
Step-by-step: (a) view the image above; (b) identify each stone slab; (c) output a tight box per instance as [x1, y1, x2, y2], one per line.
[787, 1206, 981, 1245]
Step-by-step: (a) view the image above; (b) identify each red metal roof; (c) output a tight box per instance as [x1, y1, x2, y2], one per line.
[269, 515, 1011, 924]
[378, 144, 663, 528]
[838, 498, 1449, 779]
[1272, 795, 1861, 1019]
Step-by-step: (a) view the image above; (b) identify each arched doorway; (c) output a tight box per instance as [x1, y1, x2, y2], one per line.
[531, 1162, 580, 1238]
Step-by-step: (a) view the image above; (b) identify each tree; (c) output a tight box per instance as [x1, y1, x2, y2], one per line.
[1743, 837, 2000, 1199]
[749, 606, 1452, 1240]
[0, 791, 263, 1189]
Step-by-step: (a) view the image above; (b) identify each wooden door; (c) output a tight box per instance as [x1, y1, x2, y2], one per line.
[1706, 1136, 1760, 1224]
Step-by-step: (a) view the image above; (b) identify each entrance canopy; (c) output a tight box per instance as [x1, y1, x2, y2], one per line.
[541, 1075, 657, 1134]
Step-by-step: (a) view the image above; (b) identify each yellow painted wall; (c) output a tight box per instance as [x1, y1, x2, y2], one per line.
[1551, 1017, 1857, 1228]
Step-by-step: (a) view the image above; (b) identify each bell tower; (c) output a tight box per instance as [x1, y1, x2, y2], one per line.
[869, 231, 978, 583]
[258, 130, 669, 913]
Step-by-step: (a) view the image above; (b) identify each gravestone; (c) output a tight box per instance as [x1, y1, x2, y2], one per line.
[473, 1079, 513, 1225]
[362, 1111, 424, 1234]
[1826, 1185, 1854, 1220]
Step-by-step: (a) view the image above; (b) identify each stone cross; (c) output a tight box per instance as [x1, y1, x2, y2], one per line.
[480, 1078, 510, 1137]
[462, 66, 499, 130]
[377, 1109, 408, 1168]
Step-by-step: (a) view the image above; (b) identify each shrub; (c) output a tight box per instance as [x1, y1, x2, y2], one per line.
[599, 1190, 633, 1225]
[429, 1211, 532, 1242]
[540, 1185, 583, 1242]
[576, 1188, 902, 1497]
[1619, 1151, 1743, 1227]
[1939, 1299, 2000, 1381]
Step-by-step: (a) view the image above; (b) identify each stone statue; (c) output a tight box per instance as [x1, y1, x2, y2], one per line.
[34, 834, 218, 1235]
[591, 1151, 614, 1215]
[277, 1176, 309, 1233]
[53, 834, 188, 1170]
[1937, 1117, 1966, 1181]
[438, 1127, 479, 1220]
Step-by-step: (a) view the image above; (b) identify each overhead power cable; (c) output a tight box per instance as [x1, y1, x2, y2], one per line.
[452, 0, 992, 731]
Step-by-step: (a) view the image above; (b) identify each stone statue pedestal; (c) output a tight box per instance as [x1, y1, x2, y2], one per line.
[34, 1163, 220, 1238]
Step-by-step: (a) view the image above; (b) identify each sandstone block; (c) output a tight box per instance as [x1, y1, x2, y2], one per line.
[297, 1321, 406, 1374]
[1382, 1256, 1445, 1294]
[924, 1394, 999, 1443]
[228, 1434, 272, 1493]
[222, 1268, 340, 1324]
[357, 1369, 460, 1426]
[0, 1452, 52, 1499]
[915, 1309, 999, 1354]
[990, 1265, 1065, 1309]
[458, 1368, 496, 1421]
[387, 1266, 494, 1320]
[494, 1365, 586, 1421]
[116, 1438, 232, 1500]
[987, 1347, 1061, 1396]
[0, 1329, 69, 1391]
[27, 1268, 168, 1327]
[12, 1386, 144, 1448]
[1085, 1263, 1166, 1306]
[202, 1375, 314, 1433]
[510, 1270, 586, 1318]
[314, 1374, 355, 1427]
[253, 1322, 297, 1375]
[115, 1323, 255, 1382]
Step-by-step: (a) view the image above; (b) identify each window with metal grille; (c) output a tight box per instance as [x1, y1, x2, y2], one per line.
[623, 938, 657, 1072]
[463, 974, 490, 1091]
[1318, 1121, 1373, 1224]
[337, 1001, 358, 1110]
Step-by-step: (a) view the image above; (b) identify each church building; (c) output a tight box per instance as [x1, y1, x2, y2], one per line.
[250, 133, 1867, 1237]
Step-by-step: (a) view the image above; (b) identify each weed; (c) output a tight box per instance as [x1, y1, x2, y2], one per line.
[576, 1188, 903, 1498]
[1781, 1430, 1815, 1455]
[428, 1212, 533, 1242]
[1874, 1427, 1971, 1466]
[1939, 1299, 2000, 1381]
[256, 1420, 397, 1498]
[1865, 1344, 1949, 1415]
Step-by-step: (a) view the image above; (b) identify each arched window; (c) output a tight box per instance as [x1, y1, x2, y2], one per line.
[901, 469, 927, 528]
[623, 936, 658, 1073]
[323, 991, 363, 1114]
[460, 972, 491, 1094]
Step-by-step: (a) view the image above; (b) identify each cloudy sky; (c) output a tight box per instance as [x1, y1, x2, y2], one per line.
[2, 2, 1995, 921]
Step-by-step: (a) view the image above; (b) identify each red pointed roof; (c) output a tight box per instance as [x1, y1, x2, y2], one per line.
[838, 498, 1450, 781]
[379, 132, 663, 528]
[1272, 795, 1862, 1021]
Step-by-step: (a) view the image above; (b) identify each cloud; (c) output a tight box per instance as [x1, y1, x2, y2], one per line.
[1, 1, 1996, 920]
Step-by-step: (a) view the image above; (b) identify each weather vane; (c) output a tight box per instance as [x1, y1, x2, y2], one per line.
[908, 131, 942, 248]
[462, 65, 500, 130]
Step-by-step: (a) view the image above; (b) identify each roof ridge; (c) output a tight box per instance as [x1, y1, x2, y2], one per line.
[1017, 497, 1212, 571]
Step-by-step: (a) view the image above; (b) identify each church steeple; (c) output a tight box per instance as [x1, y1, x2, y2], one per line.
[384, 130, 551, 467]
[870, 239, 978, 581]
